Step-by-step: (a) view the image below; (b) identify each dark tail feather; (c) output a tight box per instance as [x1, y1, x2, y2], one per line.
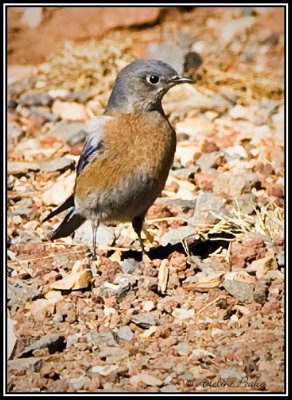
[51, 208, 86, 240]
[43, 194, 75, 222]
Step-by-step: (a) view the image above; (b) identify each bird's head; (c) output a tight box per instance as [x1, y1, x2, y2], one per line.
[105, 59, 193, 114]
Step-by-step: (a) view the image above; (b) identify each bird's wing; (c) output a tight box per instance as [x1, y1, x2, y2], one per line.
[77, 116, 113, 175]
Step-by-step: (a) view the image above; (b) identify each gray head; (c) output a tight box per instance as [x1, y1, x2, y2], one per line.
[105, 59, 193, 115]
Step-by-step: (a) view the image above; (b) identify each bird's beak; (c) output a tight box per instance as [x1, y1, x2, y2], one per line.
[171, 76, 194, 85]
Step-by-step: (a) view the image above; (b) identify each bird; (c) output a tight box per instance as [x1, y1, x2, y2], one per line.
[43, 59, 194, 258]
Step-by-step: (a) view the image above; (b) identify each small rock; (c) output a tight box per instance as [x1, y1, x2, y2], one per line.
[219, 369, 246, 380]
[230, 238, 266, 268]
[143, 300, 155, 312]
[196, 152, 220, 172]
[221, 16, 255, 44]
[172, 308, 195, 319]
[74, 221, 115, 247]
[8, 280, 41, 309]
[8, 122, 24, 144]
[160, 226, 197, 246]
[18, 92, 52, 107]
[48, 89, 71, 99]
[121, 258, 140, 274]
[194, 172, 217, 191]
[52, 100, 88, 121]
[148, 42, 187, 75]
[8, 357, 43, 372]
[42, 173, 75, 206]
[8, 161, 40, 175]
[40, 157, 75, 173]
[114, 325, 133, 343]
[49, 121, 87, 145]
[21, 7, 43, 28]
[19, 334, 66, 357]
[213, 172, 260, 200]
[131, 313, 158, 328]
[224, 145, 248, 159]
[171, 165, 199, 180]
[10, 206, 32, 217]
[30, 106, 59, 122]
[93, 276, 134, 299]
[229, 104, 249, 119]
[8, 65, 37, 86]
[190, 192, 231, 226]
[91, 365, 119, 376]
[174, 342, 192, 356]
[97, 346, 129, 363]
[223, 271, 267, 304]
[160, 384, 179, 392]
[234, 193, 256, 215]
[277, 251, 285, 267]
[68, 377, 91, 390]
[90, 332, 117, 347]
[130, 372, 163, 387]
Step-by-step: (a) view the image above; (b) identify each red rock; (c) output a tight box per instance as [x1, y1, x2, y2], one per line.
[194, 172, 216, 191]
[201, 139, 219, 153]
[213, 172, 260, 200]
[40, 7, 161, 41]
[267, 184, 284, 198]
[8, 112, 19, 123]
[230, 238, 266, 268]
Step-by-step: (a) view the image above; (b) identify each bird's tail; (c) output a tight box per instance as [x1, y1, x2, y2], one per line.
[51, 208, 86, 240]
[43, 194, 75, 222]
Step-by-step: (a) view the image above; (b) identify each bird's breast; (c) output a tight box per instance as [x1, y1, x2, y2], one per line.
[75, 111, 176, 220]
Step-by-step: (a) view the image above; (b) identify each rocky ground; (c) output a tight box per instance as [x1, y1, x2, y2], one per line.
[7, 6, 285, 393]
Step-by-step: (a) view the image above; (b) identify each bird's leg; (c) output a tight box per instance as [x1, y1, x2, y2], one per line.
[132, 214, 146, 254]
[91, 218, 99, 260]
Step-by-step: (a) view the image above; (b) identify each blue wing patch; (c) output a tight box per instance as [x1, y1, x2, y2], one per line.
[77, 140, 104, 175]
[76, 116, 112, 175]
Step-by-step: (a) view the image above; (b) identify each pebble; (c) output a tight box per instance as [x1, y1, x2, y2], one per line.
[8, 122, 24, 144]
[8, 161, 40, 175]
[49, 121, 87, 145]
[74, 222, 115, 247]
[91, 365, 119, 376]
[114, 325, 134, 343]
[131, 313, 158, 328]
[213, 172, 260, 200]
[130, 372, 163, 387]
[8, 358, 43, 372]
[121, 258, 140, 274]
[52, 100, 88, 121]
[19, 334, 66, 357]
[18, 92, 52, 107]
[90, 332, 117, 347]
[190, 192, 231, 226]
[160, 384, 179, 392]
[40, 157, 75, 173]
[172, 308, 195, 319]
[159, 226, 197, 246]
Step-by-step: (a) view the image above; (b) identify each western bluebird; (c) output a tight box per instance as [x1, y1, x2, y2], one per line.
[43, 59, 193, 257]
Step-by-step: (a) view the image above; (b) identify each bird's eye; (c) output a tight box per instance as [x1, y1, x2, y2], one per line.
[146, 75, 160, 85]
